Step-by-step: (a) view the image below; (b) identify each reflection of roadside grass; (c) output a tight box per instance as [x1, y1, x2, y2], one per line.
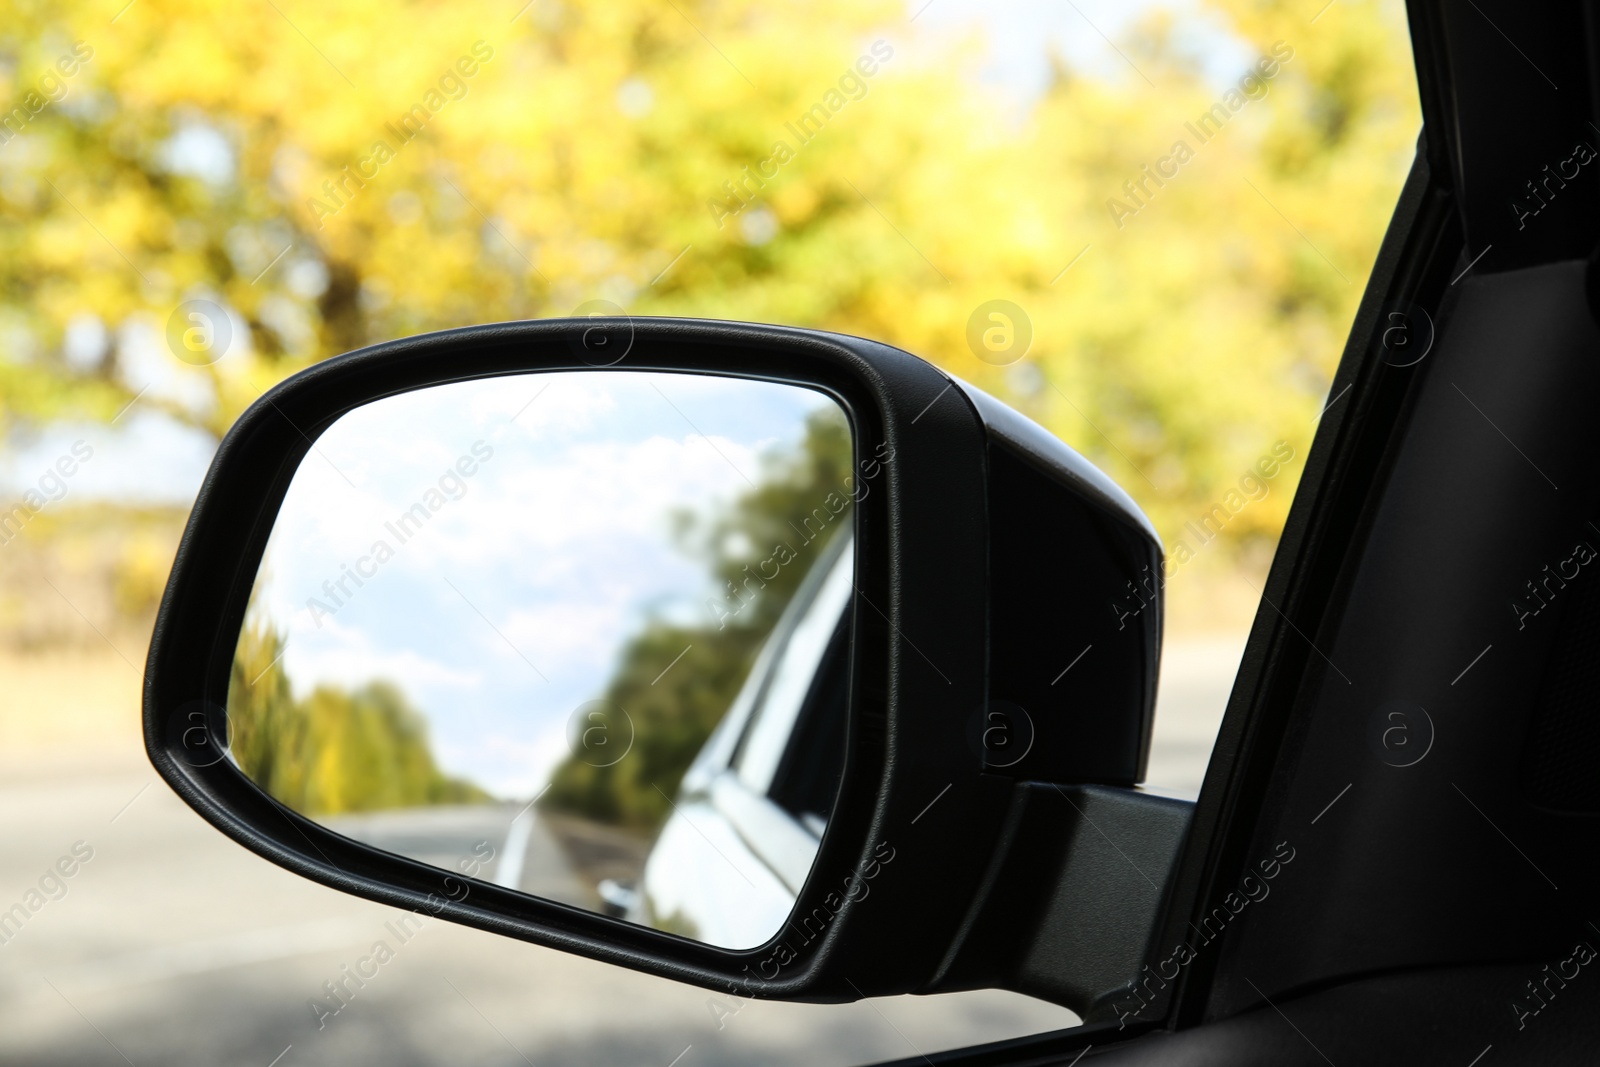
[540, 810, 652, 894]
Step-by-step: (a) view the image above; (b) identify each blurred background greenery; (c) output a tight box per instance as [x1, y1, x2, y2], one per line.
[0, 0, 1418, 730]
[0, 2, 1424, 1059]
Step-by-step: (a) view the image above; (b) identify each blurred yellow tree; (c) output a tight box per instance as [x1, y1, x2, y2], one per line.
[0, 0, 1419, 578]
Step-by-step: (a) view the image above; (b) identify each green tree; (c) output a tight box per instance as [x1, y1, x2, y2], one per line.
[542, 404, 853, 831]
[228, 625, 490, 816]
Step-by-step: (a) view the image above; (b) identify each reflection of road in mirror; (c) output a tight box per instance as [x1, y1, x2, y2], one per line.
[226, 370, 858, 948]
[324, 803, 597, 909]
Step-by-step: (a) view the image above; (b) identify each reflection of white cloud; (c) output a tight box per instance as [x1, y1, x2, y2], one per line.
[247, 370, 842, 795]
[279, 613, 482, 702]
[499, 601, 638, 685]
[447, 433, 759, 567]
[436, 725, 571, 802]
[467, 374, 619, 439]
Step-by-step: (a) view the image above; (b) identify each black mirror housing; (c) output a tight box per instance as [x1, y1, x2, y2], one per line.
[144, 317, 1183, 1022]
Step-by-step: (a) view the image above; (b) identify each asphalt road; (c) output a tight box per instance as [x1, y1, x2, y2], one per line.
[0, 635, 1238, 1066]
[324, 803, 597, 908]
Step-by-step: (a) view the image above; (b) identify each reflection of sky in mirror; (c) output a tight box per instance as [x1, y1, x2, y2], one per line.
[247, 371, 843, 798]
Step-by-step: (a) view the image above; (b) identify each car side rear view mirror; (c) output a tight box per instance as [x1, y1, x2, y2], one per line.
[143, 317, 1191, 1026]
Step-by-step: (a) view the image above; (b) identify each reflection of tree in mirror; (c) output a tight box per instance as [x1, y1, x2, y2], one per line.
[229, 626, 491, 817]
[542, 405, 853, 834]
[690, 406, 855, 635]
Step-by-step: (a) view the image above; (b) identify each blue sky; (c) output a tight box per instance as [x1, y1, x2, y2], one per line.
[244, 371, 841, 798]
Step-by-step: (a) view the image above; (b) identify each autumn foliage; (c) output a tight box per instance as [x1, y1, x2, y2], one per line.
[0, 0, 1419, 580]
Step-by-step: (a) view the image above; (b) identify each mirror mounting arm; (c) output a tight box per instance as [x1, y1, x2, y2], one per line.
[927, 784, 1194, 1022]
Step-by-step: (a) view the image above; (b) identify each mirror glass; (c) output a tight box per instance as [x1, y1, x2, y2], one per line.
[227, 369, 861, 950]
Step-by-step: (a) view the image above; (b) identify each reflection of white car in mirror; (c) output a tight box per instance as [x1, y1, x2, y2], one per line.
[608, 532, 853, 949]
